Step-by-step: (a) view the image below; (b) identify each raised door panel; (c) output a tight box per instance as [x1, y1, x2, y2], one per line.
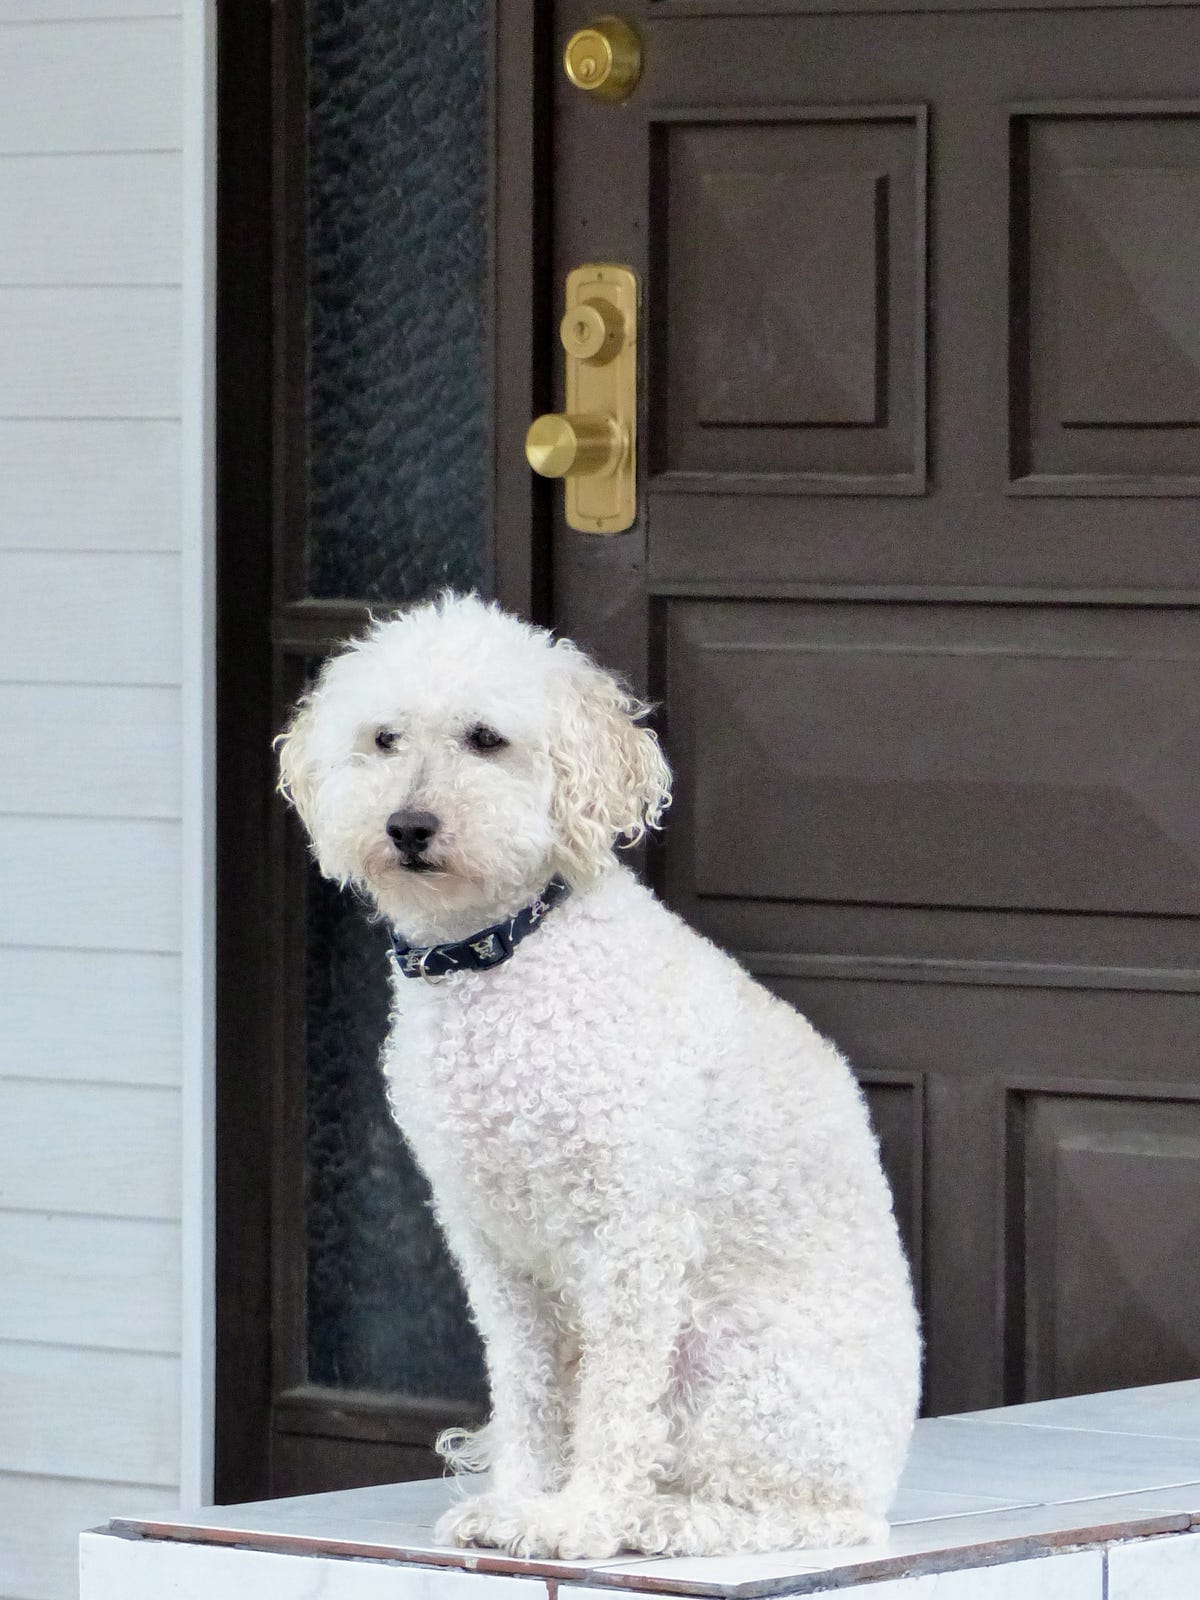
[1011, 107, 1200, 492]
[665, 601, 1200, 918]
[652, 109, 925, 490]
[1014, 1094, 1200, 1399]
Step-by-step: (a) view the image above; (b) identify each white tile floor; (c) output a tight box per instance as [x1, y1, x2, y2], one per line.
[83, 1381, 1200, 1600]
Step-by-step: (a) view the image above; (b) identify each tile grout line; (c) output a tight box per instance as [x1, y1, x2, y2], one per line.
[1030, 1479, 1200, 1513]
[963, 1418, 1200, 1443]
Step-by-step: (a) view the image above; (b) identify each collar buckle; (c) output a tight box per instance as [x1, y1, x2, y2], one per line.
[414, 946, 448, 986]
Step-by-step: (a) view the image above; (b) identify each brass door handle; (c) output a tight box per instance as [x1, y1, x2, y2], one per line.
[525, 414, 625, 478]
[525, 265, 637, 534]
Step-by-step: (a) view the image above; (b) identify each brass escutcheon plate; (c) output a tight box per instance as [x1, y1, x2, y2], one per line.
[562, 264, 637, 534]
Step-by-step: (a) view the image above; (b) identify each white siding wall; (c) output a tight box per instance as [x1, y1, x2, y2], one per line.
[0, 6, 187, 1598]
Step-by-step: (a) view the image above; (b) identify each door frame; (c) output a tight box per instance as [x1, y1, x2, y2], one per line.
[213, 0, 555, 1500]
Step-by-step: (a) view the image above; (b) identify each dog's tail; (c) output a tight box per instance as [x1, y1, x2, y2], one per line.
[436, 1422, 494, 1477]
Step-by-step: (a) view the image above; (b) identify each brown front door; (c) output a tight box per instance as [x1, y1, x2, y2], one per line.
[546, 1, 1200, 1415]
[217, 0, 1200, 1502]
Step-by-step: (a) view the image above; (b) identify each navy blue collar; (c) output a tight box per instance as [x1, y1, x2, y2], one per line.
[388, 875, 571, 982]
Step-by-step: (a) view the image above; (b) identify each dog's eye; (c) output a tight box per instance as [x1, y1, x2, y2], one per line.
[466, 724, 507, 754]
[375, 728, 399, 752]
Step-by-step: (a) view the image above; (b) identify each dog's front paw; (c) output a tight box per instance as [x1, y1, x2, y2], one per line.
[438, 1484, 521, 1548]
[435, 1492, 544, 1554]
[507, 1492, 633, 1560]
[436, 1490, 644, 1560]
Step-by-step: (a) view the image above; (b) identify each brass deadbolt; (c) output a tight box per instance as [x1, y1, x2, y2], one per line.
[525, 413, 625, 479]
[559, 297, 625, 365]
[563, 16, 642, 102]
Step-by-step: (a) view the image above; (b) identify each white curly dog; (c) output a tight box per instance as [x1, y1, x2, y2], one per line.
[278, 592, 920, 1562]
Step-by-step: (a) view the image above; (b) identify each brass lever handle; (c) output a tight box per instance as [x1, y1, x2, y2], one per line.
[525, 265, 637, 535]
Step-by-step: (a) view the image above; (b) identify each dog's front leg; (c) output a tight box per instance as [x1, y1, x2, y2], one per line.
[477, 1269, 572, 1498]
[557, 1247, 681, 1527]
[444, 1241, 684, 1561]
[435, 1235, 572, 1551]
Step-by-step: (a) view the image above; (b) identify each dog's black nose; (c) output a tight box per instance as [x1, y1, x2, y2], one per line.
[386, 809, 440, 855]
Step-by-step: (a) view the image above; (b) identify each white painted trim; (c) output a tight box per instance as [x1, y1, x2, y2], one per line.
[179, 0, 215, 1505]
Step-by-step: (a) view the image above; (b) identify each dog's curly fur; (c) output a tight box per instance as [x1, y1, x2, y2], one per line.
[278, 592, 920, 1561]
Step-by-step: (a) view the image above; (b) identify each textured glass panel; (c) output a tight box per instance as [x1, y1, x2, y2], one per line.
[306, 869, 487, 1399]
[307, 0, 488, 602]
[302, 0, 490, 1395]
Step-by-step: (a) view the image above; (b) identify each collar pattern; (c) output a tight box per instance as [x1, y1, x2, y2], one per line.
[388, 875, 571, 983]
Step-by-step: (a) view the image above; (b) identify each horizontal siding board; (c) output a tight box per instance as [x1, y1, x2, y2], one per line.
[0, 1213, 179, 1351]
[0, 1, 179, 16]
[0, 553, 180, 684]
[0, 1343, 179, 1484]
[0, 819, 180, 953]
[0, 422, 180, 551]
[0, 288, 179, 417]
[0, 686, 181, 818]
[0, 950, 179, 1085]
[0, 1080, 179, 1218]
[0, 153, 180, 285]
[0, 1473, 178, 1600]
[0, 19, 180, 153]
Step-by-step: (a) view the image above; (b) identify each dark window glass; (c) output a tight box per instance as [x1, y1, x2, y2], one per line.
[306, 0, 488, 602]
[306, 871, 486, 1399]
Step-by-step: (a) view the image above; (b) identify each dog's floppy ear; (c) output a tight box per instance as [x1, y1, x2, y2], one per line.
[275, 697, 321, 837]
[549, 643, 672, 881]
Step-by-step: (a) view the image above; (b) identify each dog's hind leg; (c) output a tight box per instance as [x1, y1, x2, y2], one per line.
[637, 1492, 886, 1556]
[663, 1303, 916, 1556]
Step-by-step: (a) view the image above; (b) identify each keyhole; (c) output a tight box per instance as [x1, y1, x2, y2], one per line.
[575, 319, 589, 340]
[577, 54, 597, 79]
